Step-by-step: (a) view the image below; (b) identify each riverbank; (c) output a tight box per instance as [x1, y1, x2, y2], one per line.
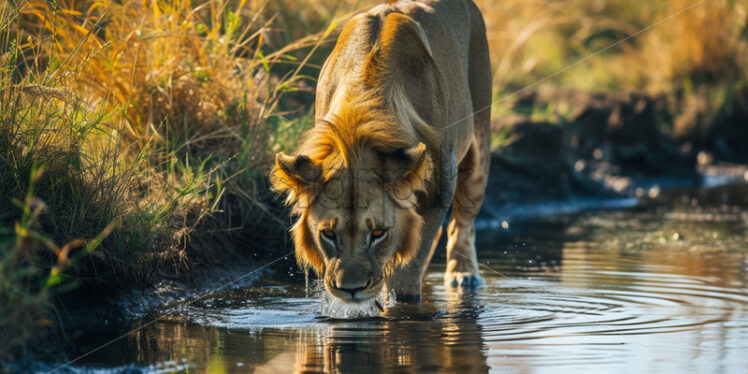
[487, 87, 748, 208]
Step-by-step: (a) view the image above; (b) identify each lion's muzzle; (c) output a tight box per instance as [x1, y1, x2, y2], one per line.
[325, 259, 383, 302]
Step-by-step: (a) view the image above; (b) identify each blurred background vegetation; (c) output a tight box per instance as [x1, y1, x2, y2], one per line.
[1, 0, 746, 360]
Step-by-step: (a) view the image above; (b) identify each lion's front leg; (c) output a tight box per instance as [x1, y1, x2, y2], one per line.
[389, 152, 457, 301]
[445, 219, 483, 288]
[445, 136, 488, 289]
[388, 220, 443, 302]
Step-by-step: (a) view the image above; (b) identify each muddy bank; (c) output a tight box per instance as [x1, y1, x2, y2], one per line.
[485, 87, 748, 211]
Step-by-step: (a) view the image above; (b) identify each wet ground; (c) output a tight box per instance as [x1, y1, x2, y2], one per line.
[47, 183, 748, 373]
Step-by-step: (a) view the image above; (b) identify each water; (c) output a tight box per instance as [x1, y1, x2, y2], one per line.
[57, 184, 748, 373]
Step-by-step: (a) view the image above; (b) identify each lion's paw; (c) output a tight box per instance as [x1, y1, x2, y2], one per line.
[445, 272, 485, 289]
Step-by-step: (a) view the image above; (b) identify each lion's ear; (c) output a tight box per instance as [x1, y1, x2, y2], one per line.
[271, 153, 321, 204]
[379, 142, 428, 194]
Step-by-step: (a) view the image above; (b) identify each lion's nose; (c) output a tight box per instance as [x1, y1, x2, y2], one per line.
[339, 285, 366, 298]
[333, 278, 370, 298]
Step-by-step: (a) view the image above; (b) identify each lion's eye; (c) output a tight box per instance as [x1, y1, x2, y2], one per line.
[371, 229, 387, 239]
[321, 229, 336, 240]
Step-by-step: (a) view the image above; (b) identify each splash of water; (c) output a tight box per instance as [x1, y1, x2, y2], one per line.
[311, 281, 396, 319]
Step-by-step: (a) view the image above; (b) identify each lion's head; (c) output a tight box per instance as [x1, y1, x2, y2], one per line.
[271, 9, 443, 303]
[271, 93, 436, 302]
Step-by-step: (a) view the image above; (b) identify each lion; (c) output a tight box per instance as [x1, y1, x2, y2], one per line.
[271, 0, 491, 304]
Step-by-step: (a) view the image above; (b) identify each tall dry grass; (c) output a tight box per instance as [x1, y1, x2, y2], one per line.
[475, 0, 747, 140]
[1, 0, 361, 360]
[476, 0, 747, 92]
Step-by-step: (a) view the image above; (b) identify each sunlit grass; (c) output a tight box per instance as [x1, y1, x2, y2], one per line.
[477, 0, 747, 91]
[476, 0, 747, 138]
[0, 0, 358, 359]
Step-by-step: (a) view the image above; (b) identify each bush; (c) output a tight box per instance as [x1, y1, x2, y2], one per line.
[0, 0, 354, 358]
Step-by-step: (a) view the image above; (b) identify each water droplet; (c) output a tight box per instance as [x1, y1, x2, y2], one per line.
[648, 186, 661, 198]
[697, 151, 712, 165]
[304, 265, 310, 298]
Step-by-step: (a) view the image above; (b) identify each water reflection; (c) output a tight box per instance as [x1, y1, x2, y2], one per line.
[253, 304, 490, 373]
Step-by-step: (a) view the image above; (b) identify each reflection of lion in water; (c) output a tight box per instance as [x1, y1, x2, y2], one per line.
[272, 0, 491, 303]
[253, 294, 490, 373]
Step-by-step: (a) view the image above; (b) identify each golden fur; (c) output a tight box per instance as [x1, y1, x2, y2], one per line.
[271, 0, 492, 302]
[271, 91, 432, 274]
